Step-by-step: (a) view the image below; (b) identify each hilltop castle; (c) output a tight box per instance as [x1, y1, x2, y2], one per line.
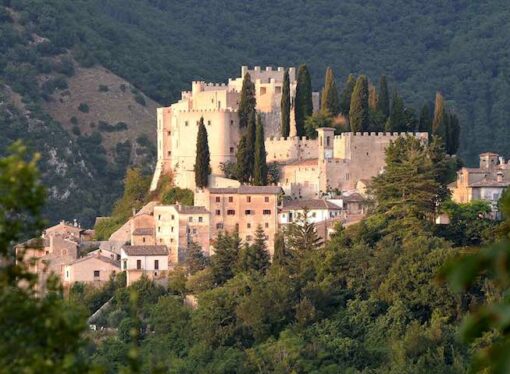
[151, 66, 428, 198]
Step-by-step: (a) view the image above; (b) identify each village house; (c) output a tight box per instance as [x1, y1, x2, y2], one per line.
[195, 185, 282, 255]
[120, 245, 169, 286]
[63, 253, 120, 286]
[450, 152, 510, 218]
[279, 199, 342, 224]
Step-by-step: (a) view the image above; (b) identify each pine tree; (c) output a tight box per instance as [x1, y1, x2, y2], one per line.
[377, 75, 390, 118]
[246, 110, 257, 180]
[321, 67, 340, 116]
[194, 118, 210, 188]
[385, 90, 406, 132]
[418, 103, 433, 133]
[294, 64, 313, 136]
[340, 74, 356, 115]
[281, 69, 291, 137]
[211, 231, 241, 285]
[286, 209, 323, 253]
[349, 75, 370, 132]
[432, 92, 447, 141]
[238, 72, 256, 129]
[237, 225, 270, 274]
[235, 135, 251, 183]
[253, 114, 268, 186]
[185, 242, 209, 275]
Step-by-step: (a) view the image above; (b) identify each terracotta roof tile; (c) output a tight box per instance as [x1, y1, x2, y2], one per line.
[122, 245, 168, 256]
[282, 199, 341, 211]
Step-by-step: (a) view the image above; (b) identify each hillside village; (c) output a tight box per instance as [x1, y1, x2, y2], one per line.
[16, 66, 510, 291]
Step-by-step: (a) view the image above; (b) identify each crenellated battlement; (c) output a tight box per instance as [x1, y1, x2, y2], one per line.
[174, 108, 237, 114]
[334, 131, 427, 139]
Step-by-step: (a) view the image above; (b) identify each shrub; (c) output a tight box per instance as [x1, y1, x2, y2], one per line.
[98, 84, 109, 92]
[71, 126, 81, 136]
[78, 103, 89, 113]
[70, 116, 78, 125]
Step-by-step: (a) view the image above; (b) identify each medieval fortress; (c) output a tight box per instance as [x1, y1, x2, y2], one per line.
[151, 66, 427, 198]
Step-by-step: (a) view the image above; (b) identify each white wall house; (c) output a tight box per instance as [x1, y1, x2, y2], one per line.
[279, 199, 342, 224]
[120, 245, 169, 286]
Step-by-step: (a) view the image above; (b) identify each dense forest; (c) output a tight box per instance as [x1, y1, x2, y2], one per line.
[1, 0, 510, 224]
[2, 136, 510, 373]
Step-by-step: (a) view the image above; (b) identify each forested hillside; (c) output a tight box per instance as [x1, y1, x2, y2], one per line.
[2, 0, 510, 223]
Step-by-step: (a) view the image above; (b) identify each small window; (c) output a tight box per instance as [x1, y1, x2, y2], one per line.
[154, 259, 159, 270]
[215, 196, 221, 203]
[137, 260, 142, 270]
[227, 209, 235, 215]
[123, 260, 127, 270]
[192, 228, 197, 234]
[264, 197, 269, 203]
[159, 238, 162, 243]
[312, 212, 316, 218]
[185, 121, 189, 127]
[198, 216, 203, 223]
[228, 196, 233, 203]
[263, 210, 271, 215]
[265, 222, 269, 228]
[158, 226, 161, 232]
[167, 131, 171, 136]
[94, 270, 100, 278]
[66, 271, 69, 278]
[230, 120, 234, 125]
[171, 215, 175, 220]
[171, 227, 174, 232]
[216, 210, 221, 215]
[245, 209, 252, 215]
[216, 223, 224, 229]
[247, 223, 251, 229]
[189, 217, 193, 222]
[230, 147, 234, 154]
[158, 214, 161, 220]
[247, 196, 251, 202]
[142, 237, 146, 243]
[246, 235, 253, 241]
[167, 151, 171, 156]
[207, 120, 211, 126]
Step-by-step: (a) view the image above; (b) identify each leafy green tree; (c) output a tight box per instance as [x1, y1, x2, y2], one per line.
[194, 118, 210, 188]
[253, 114, 268, 186]
[377, 75, 390, 119]
[0, 142, 91, 372]
[280, 69, 291, 137]
[235, 135, 251, 183]
[211, 231, 241, 286]
[238, 72, 256, 129]
[304, 110, 334, 139]
[110, 167, 151, 223]
[321, 67, 340, 116]
[349, 75, 370, 132]
[185, 242, 209, 275]
[418, 102, 433, 133]
[294, 64, 313, 136]
[385, 90, 406, 132]
[238, 225, 270, 274]
[340, 74, 356, 116]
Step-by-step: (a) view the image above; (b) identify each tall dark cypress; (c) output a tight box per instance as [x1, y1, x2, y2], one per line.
[447, 113, 461, 155]
[246, 110, 257, 180]
[294, 64, 313, 136]
[281, 69, 291, 137]
[418, 103, 433, 133]
[253, 114, 268, 186]
[238, 73, 256, 129]
[340, 74, 356, 115]
[432, 92, 447, 141]
[321, 67, 340, 116]
[349, 75, 370, 132]
[377, 75, 390, 119]
[194, 118, 210, 188]
[235, 135, 250, 183]
[385, 90, 406, 132]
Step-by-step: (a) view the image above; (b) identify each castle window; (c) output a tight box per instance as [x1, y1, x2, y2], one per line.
[207, 120, 211, 126]
[136, 260, 141, 270]
[327, 136, 330, 146]
[263, 210, 271, 215]
[154, 260, 159, 270]
[216, 223, 224, 229]
[167, 131, 171, 136]
[228, 196, 233, 203]
[227, 209, 235, 215]
[94, 270, 100, 278]
[142, 237, 146, 243]
[230, 120, 234, 126]
[167, 151, 171, 156]
[216, 210, 221, 215]
[198, 216, 203, 222]
[260, 87, 267, 95]
[171, 227, 174, 232]
[171, 215, 175, 220]
[264, 197, 269, 203]
[192, 228, 197, 234]
[158, 215, 161, 220]
[247, 196, 251, 203]
[265, 222, 269, 228]
[245, 209, 252, 215]
[158, 226, 161, 232]
[215, 196, 221, 202]
[185, 121, 189, 127]
[230, 147, 234, 153]
[366, 152, 369, 156]
[247, 223, 251, 229]
[159, 238, 162, 243]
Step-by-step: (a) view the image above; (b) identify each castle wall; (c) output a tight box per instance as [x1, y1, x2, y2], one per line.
[265, 136, 318, 163]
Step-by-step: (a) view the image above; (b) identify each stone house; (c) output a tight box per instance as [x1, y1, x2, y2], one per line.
[64, 253, 120, 286]
[279, 199, 342, 224]
[120, 245, 169, 286]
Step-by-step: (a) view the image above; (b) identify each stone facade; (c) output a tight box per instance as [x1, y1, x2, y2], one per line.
[64, 254, 120, 286]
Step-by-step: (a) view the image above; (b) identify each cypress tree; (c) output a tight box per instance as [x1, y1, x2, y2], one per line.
[418, 103, 433, 133]
[272, 231, 291, 268]
[194, 118, 210, 188]
[294, 64, 313, 136]
[340, 74, 356, 115]
[349, 75, 370, 132]
[368, 83, 378, 112]
[235, 135, 250, 183]
[377, 75, 390, 118]
[321, 67, 340, 116]
[253, 114, 268, 186]
[238, 73, 256, 129]
[281, 69, 291, 137]
[246, 110, 257, 180]
[447, 113, 461, 155]
[432, 92, 448, 142]
[385, 90, 406, 132]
